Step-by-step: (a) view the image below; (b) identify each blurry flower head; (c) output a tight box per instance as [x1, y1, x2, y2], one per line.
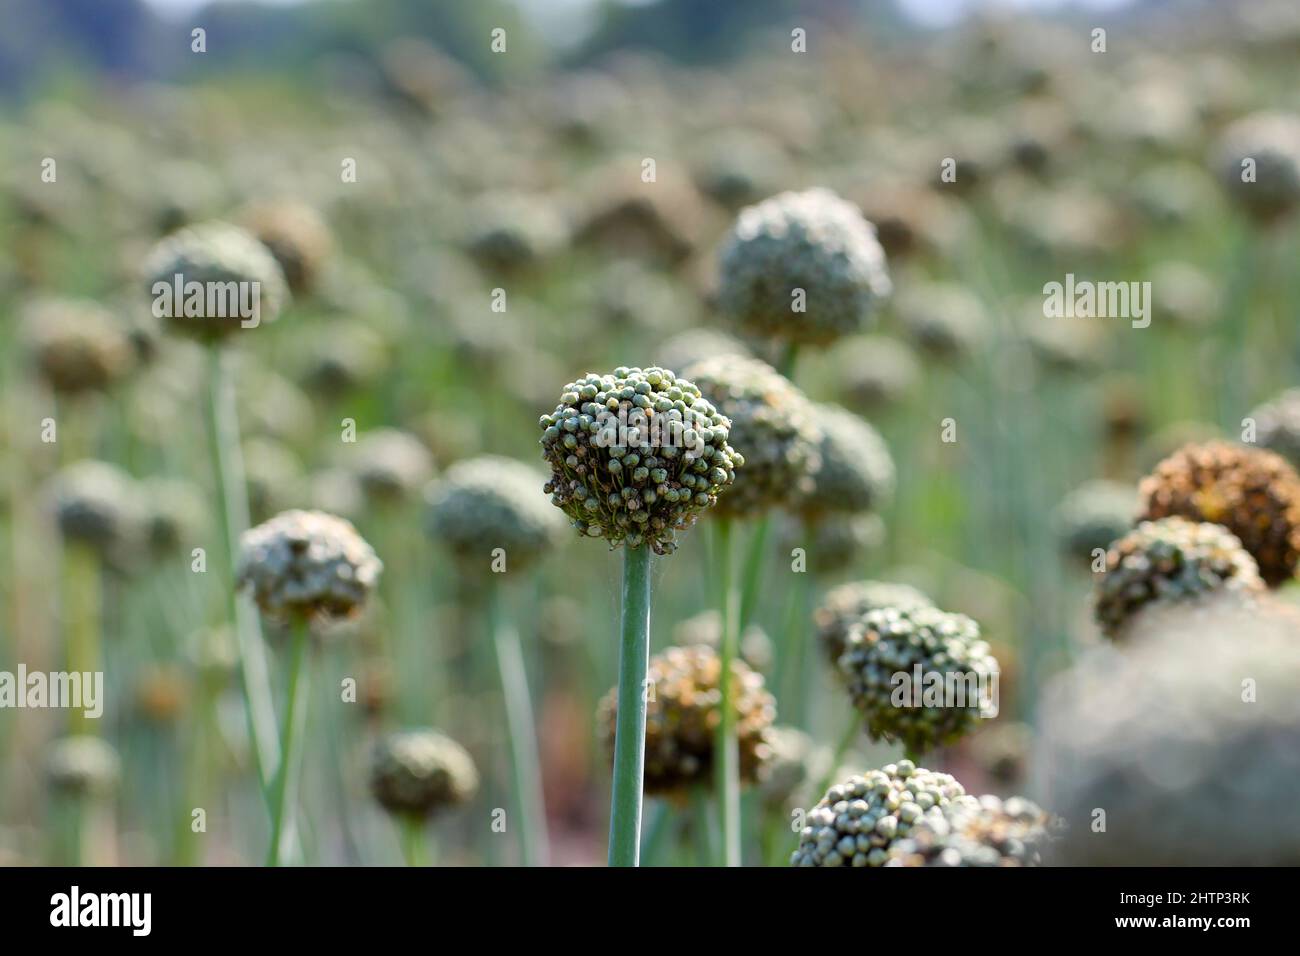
[46, 736, 120, 798]
[540, 366, 740, 555]
[597, 644, 775, 798]
[1093, 516, 1264, 639]
[240, 199, 333, 295]
[142, 221, 289, 338]
[718, 187, 891, 346]
[682, 354, 821, 518]
[832, 334, 920, 412]
[653, 328, 751, 376]
[1138, 441, 1300, 586]
[1039, 598, 1300, 864]
[1211, 111, 1300, 222]
[885, 793, 1053, 867]
[237, 509, 382, 624]
[798, 403, 894, 518]
[1052, 479, 1137, 566]
[345, 428, 435, 505]
[814, 579, 934, 667]
[1248, 388, 1300, 470]
[21, 298, 134, 395]
[837, 604, 998, 755]
[787, 511, 886, 577]
[462, 191, 567, 272]
[893, 281, 987, 361]
[791, 760, 968, 867]
[369, 728, 479, 819]
[426, 455, 564, 575]
[49, 460, 144, 561]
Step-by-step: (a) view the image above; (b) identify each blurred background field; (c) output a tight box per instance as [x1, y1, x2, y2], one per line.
[2, 0, 1300, 866]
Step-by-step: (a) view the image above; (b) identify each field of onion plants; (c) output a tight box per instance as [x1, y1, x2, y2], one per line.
[2, 2, 1300, 867]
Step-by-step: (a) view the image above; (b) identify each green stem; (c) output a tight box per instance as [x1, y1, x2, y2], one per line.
[737, 516, 771, 634]
[63, 543, 101, 736]
[607, 544, 652, 867]
[487, 580, 550, 867]
[714, 519, 741, 867]
[399, 816, 427, 867]
[265, 619, 311, 867]
[691, 788, 716, 866]
[205, 345, 280, 797]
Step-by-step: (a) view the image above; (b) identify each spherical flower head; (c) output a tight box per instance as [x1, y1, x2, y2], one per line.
[46, 735, 121, 798]
[894, 282, 987, 361]
[48, 460, 144, 559]
[369, 728, 479, 819]
[798, 403, 894, 517]
[1138, 441, 1300, 586]
[787, 512, 886, 575]
[1039, 598, 1300, 864]
[790, 760, 968, 867]
[718, 187, 891, 346]
[885, 793, 1053, 867]
[1212, 111, 1300, 222]
[682, 354, 821, 518]
[596, 644, 776, 798]
[426, 455, 564, 574]
[832, 334, 920, 411]
[462, 191, 567, 272]
[1052, 479, 1137, 566]
[240, 199, 333, 295]
[540, 366, 740, 555]
[142, 221, 289, 339]
[21, 298, 134, 395]
[1249, 389, 1300, 469]
[837, 605, 998, 755]
[140, 476, 206, 556]
[236, 509, 382, 624]
[346, 428, 435, 504]
[653, 328, 751, 378]
[1093, 516, 1263, 639]
[814, 580, 934, 666]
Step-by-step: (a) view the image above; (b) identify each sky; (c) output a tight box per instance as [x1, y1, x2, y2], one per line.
[141, 0, 1138, 32]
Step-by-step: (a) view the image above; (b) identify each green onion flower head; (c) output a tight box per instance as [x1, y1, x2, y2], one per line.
[682, 354, 821, 518]
[237, 509, 382, 624]
[1094, 517, 1264, 639]
[426, 454, 564, 574]
[791, 760, 969, 867]
[21, 298, 134, 395]
[798, 403, 894, 517]
[837, 605, 998, 755]
[46, 736, 121, 798]
[596, 644, 775, 798]
[142, 221, 289, 339]
[885, 794, 1053, 867]
[1052, 479, 1137, 566]
[369, 728, 479, 819]
[540, 366, 740, 555]
[814, 580, 934, 666]
[718, 187, 891, 346]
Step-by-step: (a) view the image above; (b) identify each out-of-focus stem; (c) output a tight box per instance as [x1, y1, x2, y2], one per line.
[486, 579, 550, 867]
[265, 618, 311, 867]
[714, 518, 741, 866]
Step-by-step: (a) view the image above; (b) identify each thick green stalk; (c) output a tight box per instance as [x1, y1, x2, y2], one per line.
[487, 579, 550, 867]
[205, 345, 279, 795]
[607, 543, 652, 867]
[691, 787, 717, 866]
[714, 519, 741, 866]
[63, 543, 101, 736]
[399, 816, 427, 867]
[265, 618, 311, 867]
[737, 516, 770, 633]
